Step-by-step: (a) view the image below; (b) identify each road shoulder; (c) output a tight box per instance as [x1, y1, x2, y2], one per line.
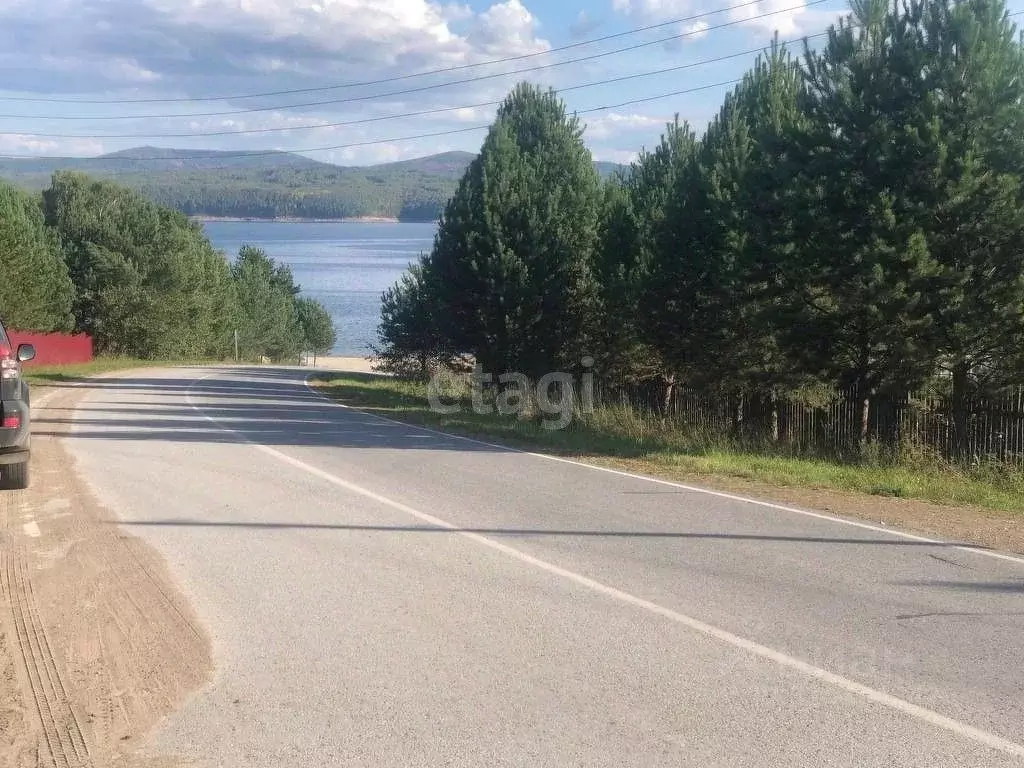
[0, 378, 211, 768]
[309, 374, 1024, 558]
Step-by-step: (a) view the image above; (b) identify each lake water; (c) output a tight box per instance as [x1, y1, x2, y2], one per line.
[201, 221, 436, 356]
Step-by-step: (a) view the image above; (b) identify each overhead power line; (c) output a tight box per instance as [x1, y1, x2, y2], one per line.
[15, 31, 832, 140]
[0, 0, 831, 122]
[0, 0, 790, 105]
[0, 79, 743, 162]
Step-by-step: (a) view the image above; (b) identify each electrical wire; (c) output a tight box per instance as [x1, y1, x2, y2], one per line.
[0, 0, 831, 121]
[0, 79, 743, 161]
[14, 32, 830, 140]
[0, 0, 780, 104]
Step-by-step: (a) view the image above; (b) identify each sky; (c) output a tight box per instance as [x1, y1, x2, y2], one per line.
[0, 0, 1016, 167]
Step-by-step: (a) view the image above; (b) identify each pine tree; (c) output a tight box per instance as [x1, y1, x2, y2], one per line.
[372, 258, 453, 379]
[425, 82, 601, 379]
[662, 88, 753, 395]
[784, 0, 944, 449]
[595, 118, 697, 395]
[636, 115, 703, 413]
[913, 0, 1024, 452]
[593, 175, 641, 384]
[730, 39, 810, 398]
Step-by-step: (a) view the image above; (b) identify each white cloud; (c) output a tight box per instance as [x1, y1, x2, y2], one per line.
[329, 142, 406, 165]
[452, 106, 492, 122]
[0, 0, 558, 166]
[439, 3, 474, 23]
[683, 20, 709, 38]
[613, 0, 845, 37]
[145, 0, 460, 50]
[591, 148, 638, 165]
[138, 0, 550, 66]
[323, 137, 478, 165]
[0, 0, 750, 164]
[175, 112, 336, 136]
[102, 57, 161, 82]
[612, 0, 692, 15]
[726, 0, 805, 35]
[0, 134, 105, 156]
[0, 0, 551, 98]
[584, 112, 668, 140]
[467, 0, 549, 56]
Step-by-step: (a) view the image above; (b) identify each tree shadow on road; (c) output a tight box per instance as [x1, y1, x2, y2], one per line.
[33, 366, 503, 453]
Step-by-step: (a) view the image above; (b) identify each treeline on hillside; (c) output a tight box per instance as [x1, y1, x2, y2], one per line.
[133, 170, 457, 221]
[0, 164, 461, 222]
[1, 154, 628, 223]
[0, 171, 336, 362]
[375, 0, 1024, 460]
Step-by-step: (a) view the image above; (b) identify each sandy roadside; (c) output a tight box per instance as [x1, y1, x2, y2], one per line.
[0, 379, 210, 768]
[305, 355, 380, 374]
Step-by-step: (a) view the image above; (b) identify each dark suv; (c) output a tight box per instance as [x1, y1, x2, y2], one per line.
[0, 318, 36, 490]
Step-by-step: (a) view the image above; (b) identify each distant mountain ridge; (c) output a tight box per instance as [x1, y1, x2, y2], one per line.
[0, 148, 626, 222]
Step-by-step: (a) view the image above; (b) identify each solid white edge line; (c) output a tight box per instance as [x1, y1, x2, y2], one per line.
[184, 368, 1024, 759]
[301, 371, 1024, 568]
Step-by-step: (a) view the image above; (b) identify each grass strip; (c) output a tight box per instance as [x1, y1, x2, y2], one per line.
[23, 357, 219, 385]
[312, 372, 1024, 516]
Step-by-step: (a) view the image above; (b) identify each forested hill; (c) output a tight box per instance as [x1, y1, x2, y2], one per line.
[0, 148, 626, 222]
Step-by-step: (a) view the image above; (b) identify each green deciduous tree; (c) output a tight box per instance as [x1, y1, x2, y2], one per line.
[230, 245, 304, 363]
[0, 182, 74, 332]
[296, 296, 337, 363]
[43, 171, 236, 358]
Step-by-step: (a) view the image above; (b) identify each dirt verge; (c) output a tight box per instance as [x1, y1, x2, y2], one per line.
[0, 382, 211, 768]
[586, 455, 1024, 557]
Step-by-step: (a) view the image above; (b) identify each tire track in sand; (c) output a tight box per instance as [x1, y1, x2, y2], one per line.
[1, 543, 92, 768]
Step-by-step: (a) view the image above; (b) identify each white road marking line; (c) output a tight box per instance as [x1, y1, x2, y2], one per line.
[23, 521, 40, 538]
[30, 376, 105, 415]
[303, 374, 1024, 568]
[185, 370, 1024, 759]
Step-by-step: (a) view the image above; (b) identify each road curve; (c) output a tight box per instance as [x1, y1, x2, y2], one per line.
[57, 365, 1024, 767]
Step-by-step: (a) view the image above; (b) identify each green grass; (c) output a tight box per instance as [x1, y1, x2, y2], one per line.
[312, 372, 1024, 516]
[23, 356, 215, 385]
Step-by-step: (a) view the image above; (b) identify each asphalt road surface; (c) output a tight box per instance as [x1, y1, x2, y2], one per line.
[59, 365, 1024, 767]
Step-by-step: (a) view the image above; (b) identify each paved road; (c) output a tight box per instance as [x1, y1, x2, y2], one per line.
[58, 365, 1024, 767]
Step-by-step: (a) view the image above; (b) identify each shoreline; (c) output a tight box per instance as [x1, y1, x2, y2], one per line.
[190, 215, 422, 224]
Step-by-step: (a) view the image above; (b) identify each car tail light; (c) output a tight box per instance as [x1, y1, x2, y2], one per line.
[2, 414, 20, 429]
[0, 344, 17, 380]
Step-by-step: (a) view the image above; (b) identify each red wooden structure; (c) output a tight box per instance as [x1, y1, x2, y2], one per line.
[7, 330, 94, 366]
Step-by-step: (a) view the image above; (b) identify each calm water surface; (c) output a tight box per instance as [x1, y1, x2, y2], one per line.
[202, 221, 436, 356]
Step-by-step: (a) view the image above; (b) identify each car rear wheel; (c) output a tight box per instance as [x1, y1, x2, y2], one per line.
[1, 458, 28, 490]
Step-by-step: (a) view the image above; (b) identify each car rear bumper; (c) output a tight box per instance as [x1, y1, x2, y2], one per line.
[0, 447, 29, 465]
[0, 399, 30, 460]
